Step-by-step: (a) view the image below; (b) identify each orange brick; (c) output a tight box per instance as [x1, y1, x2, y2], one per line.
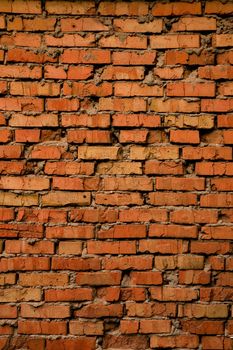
[152, 2, 201, 16]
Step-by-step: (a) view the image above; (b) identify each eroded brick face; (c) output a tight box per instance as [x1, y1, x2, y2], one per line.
[0, 1, 233, 349]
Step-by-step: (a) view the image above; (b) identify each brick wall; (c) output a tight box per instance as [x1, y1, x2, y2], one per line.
[0, 0, 233, 349]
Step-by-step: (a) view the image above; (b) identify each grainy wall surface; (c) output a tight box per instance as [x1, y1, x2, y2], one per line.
[0, 0, 232, 349]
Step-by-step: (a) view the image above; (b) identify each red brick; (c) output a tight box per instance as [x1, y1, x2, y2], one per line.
[19, 273, 69, 286]
[45, 33, 95, 47]
[150, 287, 198, 301]
[98, 224, 146, 239]
[46, 98, 79, 111]
[0, 287, 40, 302]
[45, 1, 95, 14]
[0, 208, 14, 221]
[0, 65, 41, 79]
[199, 65, 233, 79]
[150, 35, 200, 49]
[78, 146, 120, 159]
[97, 287, 121, 301]
[29, 145, 65, 159]
[140, 319, 171, 333]
[67, 130, 111, 143]
[46, 338, 96, 350]
[45, 288, 92, 301]
[45, 161, 94, 175]
[216, 272, 233, 286]
[217, 51, 233, 64]
[178, 303, 228, 318]
[219, 82, 233, 96]
[87, 241, 136, 254]
[58, 241, 82, 255]
[70, 208, 118, 222]
[152, 2, 201, 16]
[145, 160, 183, 175]
[10, 113, 58, 127]
[179, 270, 211, 284]
[200, 287, 233, 302]
[42, 191, 91, 207]
[156, 177, 204, 191]
[61, 17, 108, 31]
[98, 2, 148, 16]
[17, 208, 67, 223]
[16, 18, 56, 31]
[0, 33, 41, 48]
[44, 65, 66, 79]
[0, 0, 41, 13]
[201, 99, 233, 112]
[70, 320, 103, 335]
[102, 66, 144, 80]
[114, 19, 163, 33]
[201, 225, 233, 239]
[119, 208, 167, 222]
[102, 177, 152, 191]
[76, 271, 121, 286]
[150, 335, 199, 349]
[67, 65, 93, 80]
[103, 335, 147, 350]
[62, 113, 110, 128]
[139, 239, 187, 254]
[103, 256, 153, 271]
[115, 82, 163, 96]
[112, 114, 160, 127]
[99, 35, 147, 49]
[130, 146, 179, 160]
[61, 49, 111, 64]
[201, 193, 233, 207]
[149, 224, 198, 238]
[10, 82, 60, 96]
[15, 129, 40, 143]
[0, 161, 24, 174]
[126, 302, 176, 317]
[74, 303, 123, 318]
[149, 192, 197, 206]
[224, 130, 233, 144]
[166, 49, 214, 65]
[167, 82, 215, 97]
[211, 178, 233, 191]
[5, 240, 54, 254]
[0, 222, 43, 238]
[205, 1, 233, 14]
[21, 304, 70, 318]
[182, 146, 232, 160]
[64, 82, 112, 97]
[171, 209, 218, 224]
[8, 48, 57, 63]
[100, 97, 147, 111]
[113, 51, 156, 65]
[172, 17, 216, 31]
[96, 193, 143, 206]
[0, 176, 49, 190]
[0, 305, 17, 319]
[131, 271, 162, 285]
[18, 321, 67, 335]
[46, 225, 94, 239]
[181, 320, 224, 335]
[195, 162, 233, 176]
[202, 336, 233, 350]
[0, 257, 49, 271]
[214, 34, 233, 47]
[120, 320, 139, 334]
[150, 98, 199, 113]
